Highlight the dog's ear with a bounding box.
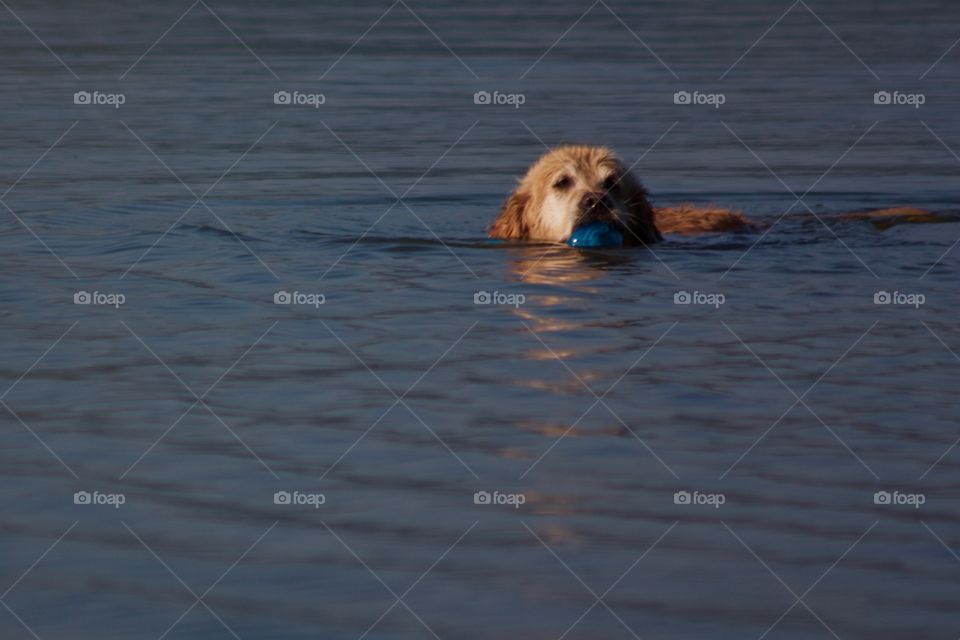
[489,188,530,240]
[619,175,662,245]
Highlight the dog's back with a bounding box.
[655,205,755,234]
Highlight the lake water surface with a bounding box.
[2,1,960,638]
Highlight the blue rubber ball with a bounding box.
[567,222,624,248]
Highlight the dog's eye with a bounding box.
[602,175,619,191]
[553,175,571,190]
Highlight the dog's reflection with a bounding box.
[507,244,635,286]
[501,246,630,334]
[496,245,650,341]
[494,245,641,375]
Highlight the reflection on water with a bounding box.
[508,245,635,286]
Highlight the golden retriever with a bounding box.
[489,145,753,244]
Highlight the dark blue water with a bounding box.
[2,1,960,638]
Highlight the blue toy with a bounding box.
[567,222,624,248]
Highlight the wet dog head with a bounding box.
[489,145,661,245]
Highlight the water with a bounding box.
[2,1,960,638]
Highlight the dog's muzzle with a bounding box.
[578,192,615,223]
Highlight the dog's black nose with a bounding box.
[580,193,600,211]
[580,192,612,222]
